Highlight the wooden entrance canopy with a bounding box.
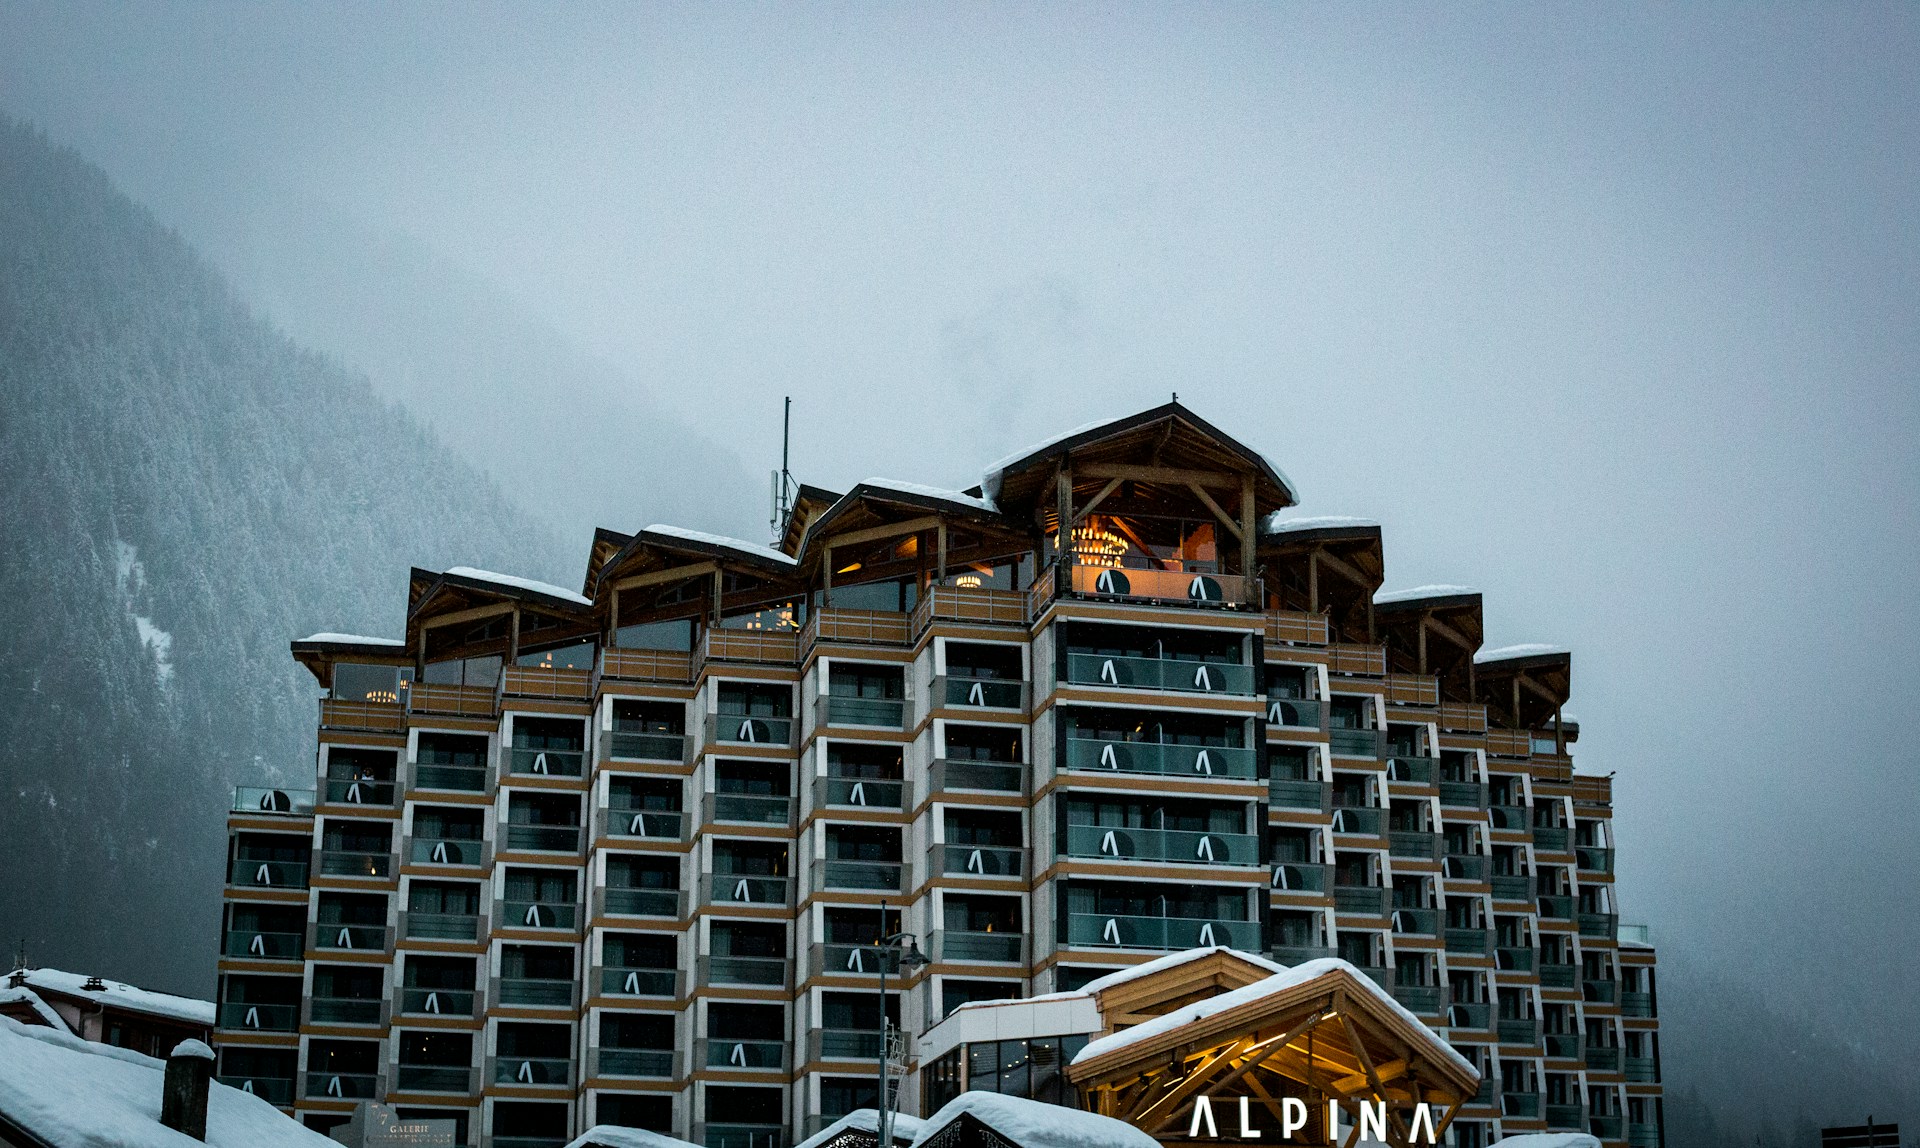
[1068,960,1479,1148]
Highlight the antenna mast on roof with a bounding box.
[770,396,795,541]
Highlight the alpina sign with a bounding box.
[1184,1096,1445,1143]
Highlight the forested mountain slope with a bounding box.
[0,116,566,994]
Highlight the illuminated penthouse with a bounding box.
[211,402,1663,1148]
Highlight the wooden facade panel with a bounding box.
[1328,642,1387,677]
[601,647,694,682]
[1385,672,1440,707]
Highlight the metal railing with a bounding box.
[1063,738,1257,779]
[1064,824,1259,866]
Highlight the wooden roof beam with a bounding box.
[1080,461,1246,490]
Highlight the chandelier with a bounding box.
[1072,523,1128,568]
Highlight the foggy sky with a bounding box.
[4,2,1917,1067]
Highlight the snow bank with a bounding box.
[792,1109,925,1148]
[0,986,69,1032]
[296,632,405,646]
[562,1124,703,1148]
[910,1092,1160,1148]
[1474,643,1570,663]
[1070,958,1477,1079]
[15,969,214,1027]
[1374,584,1479,605]
[857,478,999,515]
[445,566,593,606]
[0,1015,336,1147]
[642,524,798,566]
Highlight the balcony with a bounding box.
[1578,912,1619,939]
[808,606,912,647]
[1545,1103,1587,1130]
[814,774,908,812]
[1621,991,1656,1018]
[589,1048,680,1079]
[1545,1033,1584,1060]
[606,730,691,765]
[1329,806,1383,836]
[306,995,389,1026]
[498,899,579,931]
[319,697,405,734]
[1386,757,1437,785]
[1488,805,1530,832]
[697,955,790,988]
[595,965,682,999]
[233,787,316,816]
[1577,846,1615,873]
[1266,609,1329,645]
[393,1064,478,1093]
[1390,984,1444,1015]
[809,1029,884,1061]
[398,911,482,943]
[302,1072,384,1101]
[929,930,1025,964]
[487,1055,574,1088]
[409,759,490,794]
[1065,562,1256,609]
[217,1075,293,1106]
[697,1038,789,1071]
[1268,778,1331,811]
[1390,907,1438,936]
[1585,1046,1622,1071]
[600,646,694,683]
[1065,824,1259,867]
[1442,854,1488,881]
[812,943,901,978]
[816,693,908,730]
[1266,697,1324,729]
[1490,874,1535,902]
[216,1001,299,1032]
[1067,913,1259,950]
[314,850,393,881]
[1269,863,1329,893]
[1537,895,1575,920]
[935,675,1029,712]
[697,796,791,835]
[706,874,790,908]
[1584,978,1619,1004]
[705,712,796,749]
[596,887,687,919]
[928,758,1026,794]
[226,860,309,894]
[1444,927,1492,955]
[1438,781,1488,808]
[222,930,303,960]
[491,976,579,1008]
[1327,643,1386,676]
[1444,1001,1490,1030]
[1629,1126,1662,1148]
[309,923,393,952]
[1388,831,1440,860]
[1495,946,1536,972]
[1532,826,1571,852]
[408,682,496,718]
[1384,673,1440,707]
[1327,728,1386,759]
[1269,944,1336,965]
[700,627,801,668]
[1625,1055,1658,1082]
[928,842,1027,879]
[596,806,687,843]
[406,837,488,868]
[321,778,397,808]
[1589,1115,1626,1141]
[1333,885,1389,916]
[1065,652,1256,697]
[506,747,585,779]
[396,986,478,1017]
[1438,702,1489,733]
[501,823,584,854]
[1497,1017,1541,1045]
[1063,738,1257,780]
[501,664,592,701]
[911,583,1029,635]
[811,857,908,894]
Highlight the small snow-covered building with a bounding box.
[0,967,213,1059]
[916,948,1479,1148]
[0,1015,333,1147]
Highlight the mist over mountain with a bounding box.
[0,115,566,993]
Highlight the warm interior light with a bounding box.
[953,574,983,589]
[837,562,863,574]
[1072,521,1128,568]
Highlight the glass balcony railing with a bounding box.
[1497,1018,1542,1045]
[1496,946,1536,972]
[1577,846,1615,873]
[596,965,680,998]
[396,987,477,1017]
[1539,964,1578,989]
[493,976,577,1008]
[1066,913,1258,950]
[1629,1125,1662,1148]
[705,791,794,827]
[1490,874,1535,901]
[309,923,391,952]
[322,778,397,807]
[1621,991,1656,1018]
[700,1123,786,1148]
[217,1001,298,1032]
[600,806,685,842]
[1268,778,1330,811]
[811,1029,883,1060]
[232,786,316,816]
[1537,895,1576,920]
[1545,1103,1587,1130]
[1545,1033,1584,1059]
[1265,697,1323,728]
[814,858,906,893]
[815,775,906,810]
[1443,853,1489,881]
[1268,944,1336,966]
[1329,806,1384,835]
[1625,1055,1658,1082]
[1390,907,1439,935]
[307,996,386,1026]
[303,1072,382,1101]
[1533,826,1571,851]
[1583,978,1619,1004]
[1585,1047,1622,1071]
[1065,824,1259,867]
[699,1038,788,1071]
[929,843,1026,878]
[502,824,583,853]
[488,1056,573,1087]
[1444,927,1491,955]
[1066,562,1254,608]
[1333,885,1389,916]
[1444,1001,1490,1030]
[218,1075,293,1106]
[591,1048,678,1078]
[607,730,689,763]
[1327,728,1386,759]
[394,1064,477,1093]
[1065,652,1256,697]
[1489,805,1530,831]
[1590,1114,1626,1141]
[708,712,796,747]
[600,888,685,918]
[1387,831,1439,859]
[1579,912,1619,939]
[707,874,790,907]
[822,695,907,729]
[410,761,489,793]
[222,930,303,959]
[929,930,1024,964]
[407,837,487,867]
[1269,863,1329,893]
[815,943,901,977]
[1390,984,1444,1014]
[500,900,578,931]
[314,850,392,880]
[928,759,1025,794]
[1439,780,1488,808]
[506,747,585,778]
[1063,738,1257,779]
[1386,757,1436,784]
[228,858,309,889]
[698,955,790,988]
[941,676,1027,711]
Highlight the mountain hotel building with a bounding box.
[210,401,1663,1148]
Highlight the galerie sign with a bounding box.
[1186,1096,1445,1144]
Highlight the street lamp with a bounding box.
[874,901,930,1148]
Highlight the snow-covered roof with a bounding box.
[1076,946,1287,995]
[1489,1136,1602,1148]
[1474,643,1570,664]
[444,566,593,607]
[0,1015,337,1147]
[294,632,405,646]
[12,969,214,1027]
[1070,958,1478,1079]
[0,987,68,1033]
[856,478,1000,516]
[1263,513,1379,534]
[1373,584,1479,605]
[909,1092,1160,1148]
[562,1125,702,1148]
[792,1109,925,1148]
[639,524,798,567]
[980,406,1298,506]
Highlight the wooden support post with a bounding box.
[1240,474,1256,576]
[823,545,833,607]
[936,521,948,582]
[711,568,723,625]
[508,608,520,664]
[1417,617,1428,674]
[1555,705,1564,754]
[610,587,621,647]
[1512,679,1522,730]
[1309,550,1320,613]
